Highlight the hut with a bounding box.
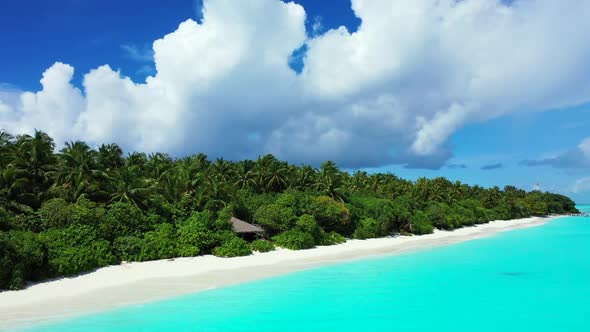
[229,217,265,240]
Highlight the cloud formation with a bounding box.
[121,44,155,63]
[481,163,503,170]
[520,137,590,169]
[447,163,468,169]
[2,0,590,168]
[571,177,590,194]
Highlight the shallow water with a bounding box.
[17,208,590,332]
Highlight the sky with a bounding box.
[1,0,590,202]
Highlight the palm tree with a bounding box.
[211,158,233,183]
[126,152,148,170]
[97,143,124,172]
[265,162,289,192]
[171,156,209,197]
[414,177,431,202]
[448,180,464,204]
[11,130,57,207]
[347,170,368,192]
[429,177,451,203]
[146,153,173,180]
[109,165,154,209]
[0,131,15,168]
[51,141,104,201]
[155,168,186,202]
[191,153,211,172]
[482,186,502,208]
[291,165,317,191]
[467,185,485,200]
[314,161,345,201]
[254,154,289,192]
[430,183,445,203]
[234,160,258,189]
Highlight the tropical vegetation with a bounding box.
[0,130,578,290]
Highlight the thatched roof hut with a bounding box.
[229,217,265,235]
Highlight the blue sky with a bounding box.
[378,106,590,199]
[0,0,359,90]
[1,0,589,202]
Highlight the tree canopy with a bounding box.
[0,130,578,290]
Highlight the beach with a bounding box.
[0,216,558,330]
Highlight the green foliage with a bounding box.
[213,236,252,257]
[113,236,143,262]
[0,129,579,289]
[310,196,352,234]
[353,218,383,239]
[250,239,275,253]
[522,193,550,216]
[168,195,199,222]
[458,199,490,223]
[0,233,17,289]
[320,231,346,245]
[425,203,449,229]
[275,190,312,215]
[70,198,106,227]
[37,198,71,229]
[0,208,13,231]
[231,190,276,222]
[7,231,47,281]
[295,214,323,243]
[100,202,147,241]
[176,211,225,256]
[139,223,177,261]
[273,230,316,250]
[410,211,434,235]
[11,211,43,232]
[254,204,296,235]
[275,191,299,209]
[39,225,115,276]
[0,231,47,289]
[349,196,409,235]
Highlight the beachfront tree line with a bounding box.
[0,130,578,290]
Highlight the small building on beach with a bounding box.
[229,217,265,240]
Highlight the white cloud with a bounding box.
[311,16,323,36]
[578,138,590,156]
[0,84,22,117]
[121,44,154,62]
[572,177,590,194]
[0,102,11,115]
[1,0,590,168]
[1,63,85,145]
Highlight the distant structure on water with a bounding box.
[567,213,590,217]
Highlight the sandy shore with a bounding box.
[0,216,560,330]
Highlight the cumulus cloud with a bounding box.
[0,102,12,116]
[0,83,22,117]
[481,163,503,170]
[520,137,590,169]
[2,0,590,168]
[1,63,85,145]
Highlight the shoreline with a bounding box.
[0,216,561,330]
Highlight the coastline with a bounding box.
[0,216,560,330]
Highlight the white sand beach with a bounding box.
[0,216,560,330]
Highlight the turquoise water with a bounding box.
[17,209,590,332]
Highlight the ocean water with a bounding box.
[17,208,590,332]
